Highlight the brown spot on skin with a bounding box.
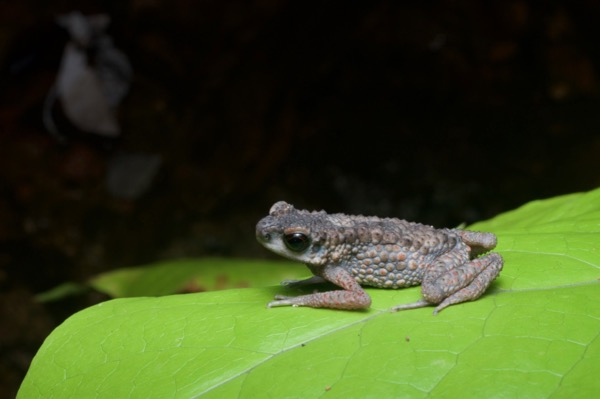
[371,228,383,243]
[344,228,356,242]
[379,269,387,276]
[397,253,406,261]
[380,252,389,262]
[329,234,339,246]
[383,231,397,243]
[357,226,370,242]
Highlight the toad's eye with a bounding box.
[283,232,310,252]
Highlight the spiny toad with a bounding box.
[256,201,503,314]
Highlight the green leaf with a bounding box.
[34,281,89,302]
[36,258,307,301]
[19,188,600,398]
[89,258,307,297]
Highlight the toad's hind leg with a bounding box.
[457,230,497,258]
[392,252,503,314]
[430,252,503,314]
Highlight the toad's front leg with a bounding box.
[268,266,372,310]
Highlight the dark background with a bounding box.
[2,0,600,396]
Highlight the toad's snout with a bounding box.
[255,218,273,244]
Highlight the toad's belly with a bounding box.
[349,257,425,289]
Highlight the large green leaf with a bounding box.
[36,258,308,301]
[18,188,600,398]
[87,258,307,297]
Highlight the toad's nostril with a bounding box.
[255,226,271,242]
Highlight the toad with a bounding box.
[256,201,503,314]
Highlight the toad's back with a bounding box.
[319,214,466,288]
[255,201,468,289]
